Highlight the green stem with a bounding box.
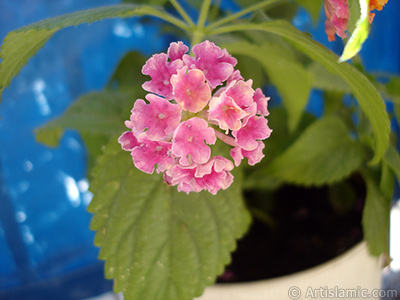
[149,9,191,31]
[207,0,288,31]
[169,0,195,28]
[197,0,212,29]
[207,22,258,36]
[191,30,205,48]
[214,129,237,147]
[208,0,222,23]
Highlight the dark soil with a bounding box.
[218,178,365,283]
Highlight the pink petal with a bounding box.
[253,88,270,116]
[208,93,247,131]
[230,141,265,166]
[227,70,244,85]
[323,0,349,40]
[183,40,236,89]
[118,131,140,151]
[129,94,182,141]
[230,146,244,167]
[142,53,184,99]
[171,67,211,113]
[194,156,234,195]
[225,80,255,108]
[171,117,216,165]
[166,156,234,194]
[233,116,272,151]
[166,165,201,194]
[243,141,265,166]
[131,137,174,174]
[328,0,349,18]
[167,41,189,61]
[219,48,238,66]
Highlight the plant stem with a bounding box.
[197,0,212,29]
[150,9,190,31]
[207,0,288,31]
[169,0,195,28]
[214,129,237,147]
[208,0,222,23]
[191,29,205,48]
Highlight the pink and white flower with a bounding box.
[166,156,234,195]
[171,67,211,113]
[171,117,216,166]
[119,40,272,194]
[183,40,237,89]
[129,94,181,141]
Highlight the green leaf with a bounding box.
[0,4,187,101]
[383,144,400,183]
[347,0,362,34]
[308,62,351,93]
[379,161,395,200]
[294,0,323,24]
[362,170,390,256]
[235,54,265,89]
[328,181,357,214]
[339,0,370,62]
[266,116,366,186]
[88,139,251,300]
[35,90,136,173]
[209,20,390,164]
[107,51,148,92]
[226,42,312,132]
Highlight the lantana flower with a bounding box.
[323,0,389,41]
[119,40,272,195]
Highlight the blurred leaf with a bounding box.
[339,0,370,62]
[227,42,312,132]
[0,4,186,101]
[35,127,64,147]
[267,2,299,21]
[265,116,366,186]
[235,55,266,89]
[383,144,400,184]
[328,181,357,214]
[107,51,148,92]
[323,90,346,115]
[362,169,390,256]
[294,0,323,23]
[210,20,390,164]
[378,76,400,105]
[347,0,361,34]
[379,161,395,200]
[35,91,135,173]
[309,62,351,93]
[88,139,251,300]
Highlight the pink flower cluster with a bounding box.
[323,0,349,41]
[323,0,389,41]
[119,41,272,194]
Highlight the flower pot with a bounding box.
[197,242,381,300]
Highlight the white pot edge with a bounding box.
[196,241,382,300]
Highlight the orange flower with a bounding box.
[369,0,388,11]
